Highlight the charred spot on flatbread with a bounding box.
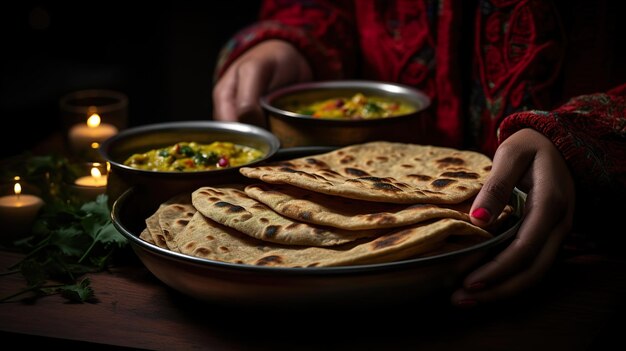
[431,178,456,188]
[345,168,369,177]
[440,171,480,179]
[437,157,466,166]
[370,229,412,250]
[256,255,284,266]
[214,201,246,213]
[305,158,328,168]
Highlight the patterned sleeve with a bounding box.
[213,0,357,82]
[498,83,626,231]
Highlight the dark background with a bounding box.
[0,1,262,159]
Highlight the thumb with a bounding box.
[470,145,531,228]
[470,181,515,228]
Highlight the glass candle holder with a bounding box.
[64,162,109,203]
[60,89,128,160]
[0,177,45,242]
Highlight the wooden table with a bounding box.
[1,245,625,350]
[2,132,625,349]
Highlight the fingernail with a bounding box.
[468,282,485,291]
[471,207,491,222]
[456,299,478,308]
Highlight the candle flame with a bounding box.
[14,182,22,195]
[91,167,102,179]
[87,113,101,128]
[91,142,100,149]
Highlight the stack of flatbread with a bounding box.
[139,141,512,267]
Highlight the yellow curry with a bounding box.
[123,141,264,172]
[285,93,417,119]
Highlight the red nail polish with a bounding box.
[471,208,491,222]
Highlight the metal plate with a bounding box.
[111,146,524,308]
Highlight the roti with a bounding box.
[139,228,155,244]
[158,202,196,252]
[176,211,493,267]
[141,193,192,249]
[239,141,492,204]
[145,209,168,248]
[244,183,473,230]
[191,185,385,247]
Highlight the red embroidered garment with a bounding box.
[214,0,626,233]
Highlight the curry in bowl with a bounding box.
[123,141,265,172]
[98,120,280,207]
[285,93,417,120]
[260,80,432,147]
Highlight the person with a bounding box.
[211,0,626,307]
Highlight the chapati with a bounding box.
[158,202,196,252]
[141,193,192,249]
[191,185,385,246]
[239,141,492,204]
[176,211,493,267]
[244,182,472,230]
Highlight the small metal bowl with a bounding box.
[99,121,280,206]
[260,80,432,148]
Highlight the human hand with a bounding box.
[451,128,575,307]
[212,39,313,126]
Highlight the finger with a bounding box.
[212,69,239,122]
[470,140,534,227]
[234,59,274,125]
[451,217,569,306]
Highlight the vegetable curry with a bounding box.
[285,93,417,119]
[123,141,264,172]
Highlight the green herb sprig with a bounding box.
[0,153,128,303]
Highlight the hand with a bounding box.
[451,128,575,306]
[212,39,313,126]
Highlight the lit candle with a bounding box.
[73,165,108,200]
[0,179,44,239]
[68,113,118,155]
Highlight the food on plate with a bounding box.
[175,211,491,267]
[145,209,168,249]
[157,202,196,252]
[139,228,155,245]
[142,193,191,250]
[283,93,417,119]
[243,183,473,230]
[239,141,492,204]
[123,141,264,172]
[191,185,384,246]
[137,141,513,267]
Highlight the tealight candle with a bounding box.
[0,181,44,239]
[68,113,118,156]
[72,164,108,200]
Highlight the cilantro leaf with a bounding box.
[95,222,127,247]
[58,278,95,303]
